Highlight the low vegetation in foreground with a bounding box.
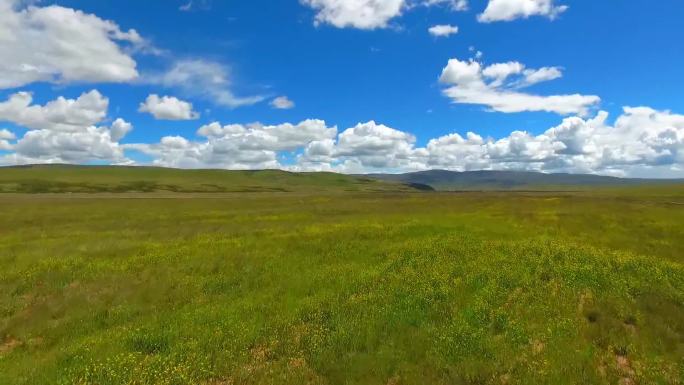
[0,167,683,385]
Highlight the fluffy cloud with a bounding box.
[334,121,420,170]
[424,0,468,11]
[583,107,684,173]
[302,0,405,29]
[2,95,682,176]
[0,128,14,150]
[0,129,16,141]
[0,0,264,114]
[120,106,684,177]
[439,56,600,115]
[0,0,142,89]
[319,109,682,176]
[9,125,131,164]
[428,24,459,37]
[297,139,337,171]
[130,119,338,169]
[423,107,684,176]
[110,118,133,142]
[296,121,423,172]
[148,59,264,108]
[302,0,466,30]
[423,132,489,170]
[0,90,108,132]
[478,0,568,22]
[271,96,296,110]
[197,119,337,151]
[132,119,422,173]
[0,91,132,165]
[139,95,199,120]
[0,0,263,112]
[521,66,563,86]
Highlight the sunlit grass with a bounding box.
[0,190,682,384]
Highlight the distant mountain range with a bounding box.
[363,170,684,191]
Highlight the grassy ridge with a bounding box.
[0,165,415,193]
[0,190,683,384]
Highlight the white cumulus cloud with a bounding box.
[2,92,683,177]
[333,121,420,171]
[119,108,684,177]
[428,24,459,37]
[423,0,468,11]
[478,0,568,23]
[271,96,296,110]
[0,90,109,132]
[139,94,199,120]
[110,118,133,142]
[0,0,143,89]
[129,119,338,169]
[0,90,133,165]
[0,129,16,141]
[439,56,600,115]
[302,0,467,30]
[0,128,14,150]
[423,107,684,176]
[10,125,131,164]
[302,0,405,29]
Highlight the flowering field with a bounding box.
[1,187,683,384]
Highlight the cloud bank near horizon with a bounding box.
[1,89,683,178]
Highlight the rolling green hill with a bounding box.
[0,165,417,193]
[365,169,684,191]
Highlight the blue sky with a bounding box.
[0,0,683,176]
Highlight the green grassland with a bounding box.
[0,165,416,193]
[0,169,683,384]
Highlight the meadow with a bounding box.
[0,171,683,384]
[0,165,413,194]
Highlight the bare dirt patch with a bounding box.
[0,336,22,355]
[616,353,636,385]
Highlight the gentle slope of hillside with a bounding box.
[0,165,417,193]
